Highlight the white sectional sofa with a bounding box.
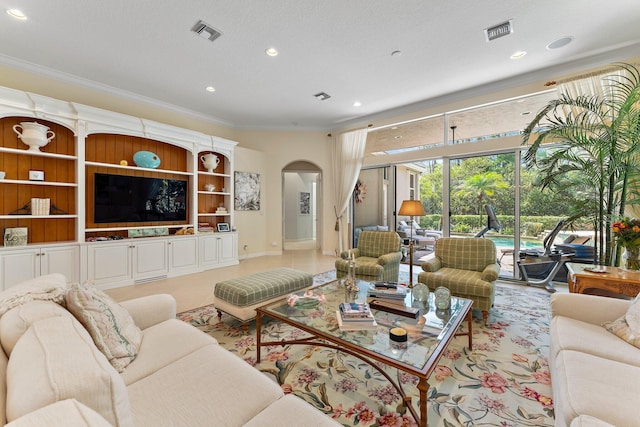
[550,292,640,427]
[0,274,339,427]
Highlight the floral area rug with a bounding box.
[178,270,554,427]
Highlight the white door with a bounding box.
[0,248,39,289]
[168,236,198,273]
[132,239,168,281]
[86,242,132,287]
[41,246,79,283]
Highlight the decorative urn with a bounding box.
[13,122,55,152]
[201,153,220,172]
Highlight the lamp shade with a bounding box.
[398,200,425,217]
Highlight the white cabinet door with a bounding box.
[0,248,39,289]
[198,233,238,268]
[41,246,79,283]
[218,233,237,265]
[86,242,132,287]
[132,239,167,282]
[168,236,198,274]
[199,235,220,267]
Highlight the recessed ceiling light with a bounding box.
[265,47,278,57]
[6,9,27,20]
[353,101,362,107]
[205,86,216,92]
[510,50,527,59]
[547,36,573,50]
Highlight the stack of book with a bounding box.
[336,302,377,331]
[198,222,215,233]
[367,282,408,302]
[30,198,50,216]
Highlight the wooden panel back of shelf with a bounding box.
[0,216,76,245]
[86,134,188,172]
[0,116,76,156]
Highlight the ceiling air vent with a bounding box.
[191,20,222,42]
[313,92,331,101]
[484,20,513,42]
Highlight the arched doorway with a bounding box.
[282,161,322,250]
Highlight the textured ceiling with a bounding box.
[1,0,639,130]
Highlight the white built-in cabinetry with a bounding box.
[0,86,239,290]
[0,245,79,289]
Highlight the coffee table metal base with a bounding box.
[255,309,472,427]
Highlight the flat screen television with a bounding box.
[94,173,188,223]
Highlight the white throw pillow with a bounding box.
[0,273,67,316]
[603,293,640,349]
[65,283,142,372]
[624,292,640,335]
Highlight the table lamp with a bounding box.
[398,199,426,288]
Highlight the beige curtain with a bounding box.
[330,129,368,254]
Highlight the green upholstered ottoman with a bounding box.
[214,267,313,330]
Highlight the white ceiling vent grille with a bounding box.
[484,20,513,42]
[191,20,222,42]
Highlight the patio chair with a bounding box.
[336,230,402,282]
[418,237,499,324]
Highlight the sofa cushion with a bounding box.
[6,316,133,427]
[127,344,283,427]
[6,399,112,427]
[421,268,494,297]
[0,273,67,316]
[244,394,340,427]
[552,315,640,367]
[553,350,640,427]
[120,318,216,385]
[0,300,71,356]
[570,415,617,427]
[65,283,142,372]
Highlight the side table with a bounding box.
[566,262,640,297]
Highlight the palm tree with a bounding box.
[455,171,509,228]
[522,63,640,265]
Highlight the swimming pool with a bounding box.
[486,236,541,249]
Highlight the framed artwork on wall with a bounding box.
[234,171,261,211]
[299,192,310,215]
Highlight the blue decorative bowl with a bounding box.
[133,151,161,169]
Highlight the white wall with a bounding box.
[234,146,268,259]
[283,173,315,240]
[234,129,335,256]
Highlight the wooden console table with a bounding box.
[566,262,640,297]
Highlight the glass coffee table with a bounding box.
[255,279,472,427]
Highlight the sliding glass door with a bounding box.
[449,153,516,277]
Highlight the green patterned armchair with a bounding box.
[336,231,402,282]
[418,237,499,324]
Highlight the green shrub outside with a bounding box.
[418,215,584,237]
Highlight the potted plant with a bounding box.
[522,63,640,266]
